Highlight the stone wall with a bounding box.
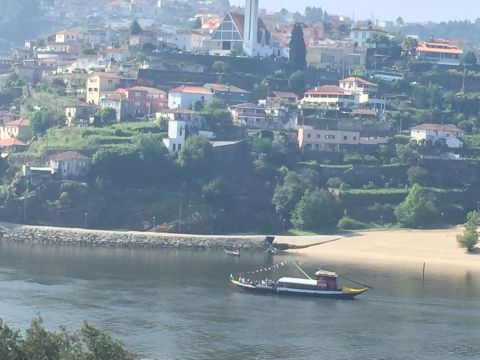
[0,222,268,250]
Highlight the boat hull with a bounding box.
[230,279,367,300]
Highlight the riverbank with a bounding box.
[1,223,476,274]
[285,227,480,274]
[0,222,268,249]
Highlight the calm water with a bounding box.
[0,243,479,359]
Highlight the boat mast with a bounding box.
[293,261,313,280]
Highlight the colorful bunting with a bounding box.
[237,261,289,276]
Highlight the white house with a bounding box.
[339,76,378,94]
[416,41,463,66]
[168,86,213,109]
[298,127,388,152]
[349,25,385,48]
[229,103,272,129]
[163,120,186,152]
[167,30,206,53]
[301,85,366,108]
[48,151,92,178]
[410,124,464,148]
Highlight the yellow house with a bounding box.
[55,29,84,43]
[86,72,121,105]
[0,118,32,141]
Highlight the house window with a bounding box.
[178,144,181,151]
[179,130,182,136]
[306,144,312,149]
[315,144,319,150]
[317,134,321,138]
[172,143,176,151]
[344,136,348,140]
[353,136,357,140]
[307,133,311,138]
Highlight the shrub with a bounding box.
[457,211,479,252]
[337,216,367,230]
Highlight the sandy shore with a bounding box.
[284,227,480,274]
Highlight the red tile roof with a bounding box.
[89,71,120,79]
[49,151,90,161]
[169,85,212,95]
[416,42,463,55]
[0,138,27,147]
[127,86,167,95]
[411,124,462,132]
[305,85,351,96]
[4,118,29,127]
[340,77,378,87]
[271,91,298,100]
[204,83,249,94]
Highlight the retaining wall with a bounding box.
[0,222,268,250]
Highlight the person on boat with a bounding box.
[327,278,337,291]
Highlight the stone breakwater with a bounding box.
[0,223,269,250]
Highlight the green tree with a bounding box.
[192,17,202,29]
[407,166,429,186]
[0,318,137,360]
[130,20,142,35]
[212,61,226,73]
[291,188,339,231]
[288,70,305,96]
[396,143,420,165]
[81,47,97,55]
[464,51,477,66]
[289,23,307,71]
[272,171,308,222]
[394,184,438,227]
[29,109,60,135]
[79,323,136,360]
[178,135,213,177]
[22,318,60,360]
[200,98,232,129]
[95,107,117,125]
[0,319,25,360]
[457,211,479,252]
[304,7,323,22]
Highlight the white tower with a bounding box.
[243,0,259,56]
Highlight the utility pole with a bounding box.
[178,202,182,233]
[84,212,88,228]
[23,180,29,224]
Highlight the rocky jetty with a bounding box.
[0,222,269,250]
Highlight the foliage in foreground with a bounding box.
[0,318,137,360]
[457,211,479,252]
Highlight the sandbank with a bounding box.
[282,227,480,274]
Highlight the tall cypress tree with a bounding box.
[289,23,307,71]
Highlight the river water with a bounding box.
[0,243,479,359]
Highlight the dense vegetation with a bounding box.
[1,120,478,234]
[0,318,137,359]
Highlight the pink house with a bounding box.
[101,86,168,118]
[124,86,168,116]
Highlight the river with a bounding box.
[0,243,479,359]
